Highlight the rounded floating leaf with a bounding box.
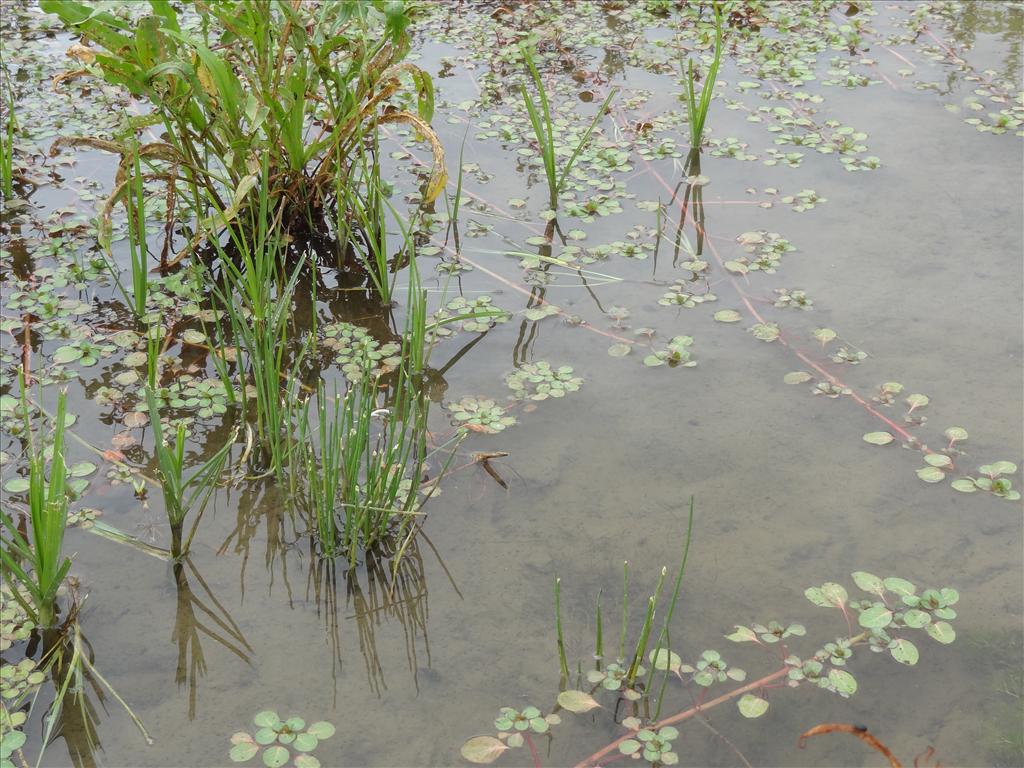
[828,668,857,695]
[883,577,916,596]
[944,427,968,442]
[285,717,306,732]
[924,453,952,468]
[256,712,284,729]
[916,466,945,483]
[293,733,318,753]
[229,743,259,763]
[991,460,1018,475]
[737,694,769,718]
[723,260,748,275]
[506,733,524,748]
[905,394,929,409]
[69,461,97,477]
[902,609,931,628]
[950,478,977,493]
[619,740,642,756]
[306,722,335,740]
[889,638,919,665]
[52,346,83,364]
[461,736,509,764]
[557,690,601,713]
[851,571,884,594]
[607,343,631,357]
[713,309,743,323]
[813,328,837,344]
[926,621,956,644]
[3,478,29,493]
[649,649,682,671]
[294,755,321,768]
[783,371,812,385]
[862,432,894,446]
[725,625,758,642]
[858,605,893,629]
[230,733,255,746]
[262,746,289,768]
[254,728,278,746]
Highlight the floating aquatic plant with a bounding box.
[229,711,335,768]
[506,362,583,401]
[447,397,516,434]
[951,462,1020,500]
[643,336,697,368]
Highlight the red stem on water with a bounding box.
[619,119,929,449]
[525,732,542,768]
[573,667,790,768]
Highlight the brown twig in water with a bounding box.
[474,451,510,489]
[798,723,901,768]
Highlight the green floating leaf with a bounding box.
[889,638,919,665]
[883,577,916,596]
[69,461,97,477]
[924,454,952,468]
[950,479,974,495]
[828,668,857,695]
[805,582,848,608]
[783,371,812,385]
[254,728,278,746]
[253,711,281,729]
[3,478,29,493]
[724,625,758,642]
[858,605,893,628]
[648,649,682,671]
[294,755,320,768]
[813,328,837,344]
[944,427,968,443]
[306,722,335,740]
[713,309,743,323]
[262,746,289,768]
[557,690,601,713]
[902,609,931,628]
[619,740,642,756]
[229,743,259,763]
[862,432,894,446]
[916,466,946,483]
[608,343,631,357]
[926,621,956,644]
[749,322,780,342]
[905,393,929,410]
[737,694,769,718]
[851,571,884,594]
[461,736,509,764]
[293,733,318,753]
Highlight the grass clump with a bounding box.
[0,377,72,628]
[41,0,446,264]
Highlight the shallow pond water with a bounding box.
[1,2,1022,767]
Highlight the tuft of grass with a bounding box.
[0,375,72,628]
[0,68,14,201]
[40,0,446,264]
[519,42,617,210]
[684,3,724,149]
[144,327,233,561]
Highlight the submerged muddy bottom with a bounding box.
[1,2,1022,767]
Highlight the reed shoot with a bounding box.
[0,378,72,628]
[684,2,724,149]
[145,327,233,560]
[520,43,618,210]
